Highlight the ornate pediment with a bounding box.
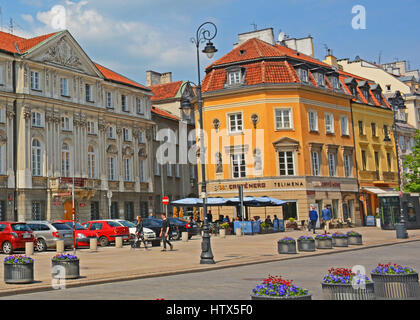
[43,36,83,70]
[107,144,118,154]
[272,137,300,150]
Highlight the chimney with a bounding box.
[283,36,314,58]
[146,70,173,86]
[236,28,275,47]
[323,54,342,70]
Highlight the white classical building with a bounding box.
[0,30,155,222]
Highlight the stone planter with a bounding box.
[277,241,297,254]
[52,259,80,279]
[322,282,376,300]
[297,239,316,252]
[371,273,420,300]
[332,236,348,247]
[4,262,34,284]
[348,235,363,245]
[219,229,226,238]
[251,293,312,300]
[315,238,333,249]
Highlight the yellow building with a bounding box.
[198,34,361,225]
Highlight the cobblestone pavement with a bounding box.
[3,241,420,300]
[0,227,419,297]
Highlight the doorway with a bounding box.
[64,200,73,220]
[283,201,297,220]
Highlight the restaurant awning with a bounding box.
[361,187,399,197]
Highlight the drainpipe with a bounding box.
[12,60,17,221]
[349,101,362,226]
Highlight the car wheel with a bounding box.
[36,238,47,252]
[99,236,109,247]
[2,241,13,254]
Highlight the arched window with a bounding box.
[61,143,70,177]
[88,146,96,178]
[32,139,42,176]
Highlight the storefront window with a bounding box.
[380,196,400,229]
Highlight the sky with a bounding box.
[1,0,419,86]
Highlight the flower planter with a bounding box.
[332,236,348,247]
[371,273,420,300]
[52,259,80,279]
[251,293,312,300]
[4,262,34,284]
[321,282,375,300]
[219,229,226,238]
[315,238,333,249]
[277,241,297,254]
[297,239,315,252]
[348,234,363,245]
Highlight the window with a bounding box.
[228,113,243,134]
[136,98,144,114]
[88,146,96,178]
[107,126,115,139]
[330,76,339,89]
[358,121,364,135]
[106,92,113,109]
[275,109,292,129]
[0,201,5,221]
[374,151,380,171]
[317,73,325,86]
[32,139,42,176]
[167,163,173,177]
[344,154,352,177]
[88,121,96,135]
[308,111,318,132]
[361,150,367,171]
[311,151,320,176]
[375,92,382,103]
[61,143,70,177]
[386,85,391,92]
[123,128,131,141]
[60,78,69,96]
[108,157,116,181]
[61,116,71,131]
[300,69,308,83]
[31,201,43,220]
[371,123,377,137]
[121,95,128,112]
[278,151,294,176]
[351,86,357,97]
[30,71,40,90]
[85,84,92,102]
[387,153,392,172]
[340,116,349,136]
[0,108,4,123]
[328,153,336,177]
[383,125,389,138]
[124,158,132,181]
[110,203,118,219]
[139,159,146,182]
[231,153,246,178]
[325,113,334,133]
[228,71,241,85]
[138,131,145,143]
[0,66,3,85]
[31,112,43,127]
[90,202,99,220]
[363,89,370,102]
[0,145,3,174]
[124,202,134,221]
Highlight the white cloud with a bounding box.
[21,14,34,24]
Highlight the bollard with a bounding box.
[56,240,65,253]
[115,236,123,248]
[90,238,98,252]
[236,228,242,237]
[219,229,226,238]
[25,242,34,256]
[182,232,188,242]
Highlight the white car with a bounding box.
[111,219,156,241]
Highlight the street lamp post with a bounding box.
[387,91,408,239]
[180,22,218,264]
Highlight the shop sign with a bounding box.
[59,177,85,187]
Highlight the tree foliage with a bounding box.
[403,130,420,192]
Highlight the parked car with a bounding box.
[0,222,36,254]
[144,218,199,240]
[111,219,156,242]
[82,220,130,247]
[54,220,97,248]
[26,221,73,252]
[142,218,163,239]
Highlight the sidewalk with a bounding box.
[0,227,419,297]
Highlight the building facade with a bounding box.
[0,30,155,222]
[198,29,361,225]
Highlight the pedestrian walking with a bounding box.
[321,205,332,234]
[148,212,154,219]
[159,212,173,251]
[309,206,318,234]
[133,216,148,250]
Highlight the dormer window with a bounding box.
[299,69,309,83]
[363,89,370,102]
[330,76,339,89]
[228,70,241,85]
[316,73,325,86]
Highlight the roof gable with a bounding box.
[150,81,183,100]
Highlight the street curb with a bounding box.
[0,237,419,297]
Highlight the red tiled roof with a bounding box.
[151,106,179,120]
[150,81,182,101]
[95,63,149,91]
[0,31,57,54]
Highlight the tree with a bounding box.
[403,130,420,192]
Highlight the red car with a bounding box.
[0,222,36,254]
[54,220,97,248]
[82,220,130,247]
